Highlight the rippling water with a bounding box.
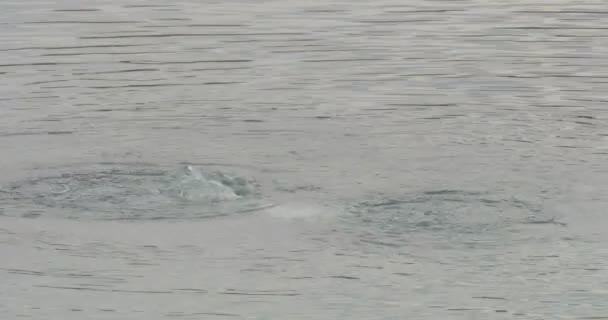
[1,0,607,319]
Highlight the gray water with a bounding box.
[1,0,607,319]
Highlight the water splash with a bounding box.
[0,163,271,221]
[161,165,258,202]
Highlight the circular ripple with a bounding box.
[349,190,551,235]
[0,163,274,220]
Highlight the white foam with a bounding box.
[264,202,341,220]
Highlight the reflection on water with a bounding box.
[1,0,607,319]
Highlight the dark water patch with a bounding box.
[173,288,208,294]
[114,288,173,294]
[221,39,262,43]
[0,131,72,137]
[498,26,608,31]
[393,272,412,276]
[266,43,325,49]
[301,58,386,63]
[187,67,249,71]
[473,296,507,300]
[503,139,534,144]
[271,48,364,54]
[0,132,44,137]
[387,103,457,107]
[35,285,108,292]
[85,82,240,90]
[0,62,78,67]
[535,104,583,109]
[155,18,191,21]
[515,10,608,14]
[4,268,45,276]
[447,308,480,311]
[522,218,567,226]
[385,9,464,13]
[202,81,242,85]
[41,85,77,89]
[25,80,69,85]
[40,51,168,57]
[257,87,299,91]
[190,312,240,317]
[26,20,141,24]
[53,9,100,12]
[220,289,300,296]
[98,30,153,34]
[80,32,308,39]
[359,238,400,248]
[127,261,158,266]
[300,9,346,13]
[120,59,251,64]
[349,264,383,270]
[87,83,183,89]
[329,275,360,280]
[362,108,399,112]
[73,68,159,75]
[122,4,177,8]
[423,190,482,196]
[0,228,15,235]
[22,211,42,218]
[358,19,438,24]
[179,24,246,28]
[2,44,147,51]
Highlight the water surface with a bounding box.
[1,0,607,319]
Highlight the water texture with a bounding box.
[1,0,607,319]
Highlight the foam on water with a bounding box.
[264,202,343,220]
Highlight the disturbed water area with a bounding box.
[1,0,608,319]
[2,161,605,320]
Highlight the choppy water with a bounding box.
[1,0,607,319]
